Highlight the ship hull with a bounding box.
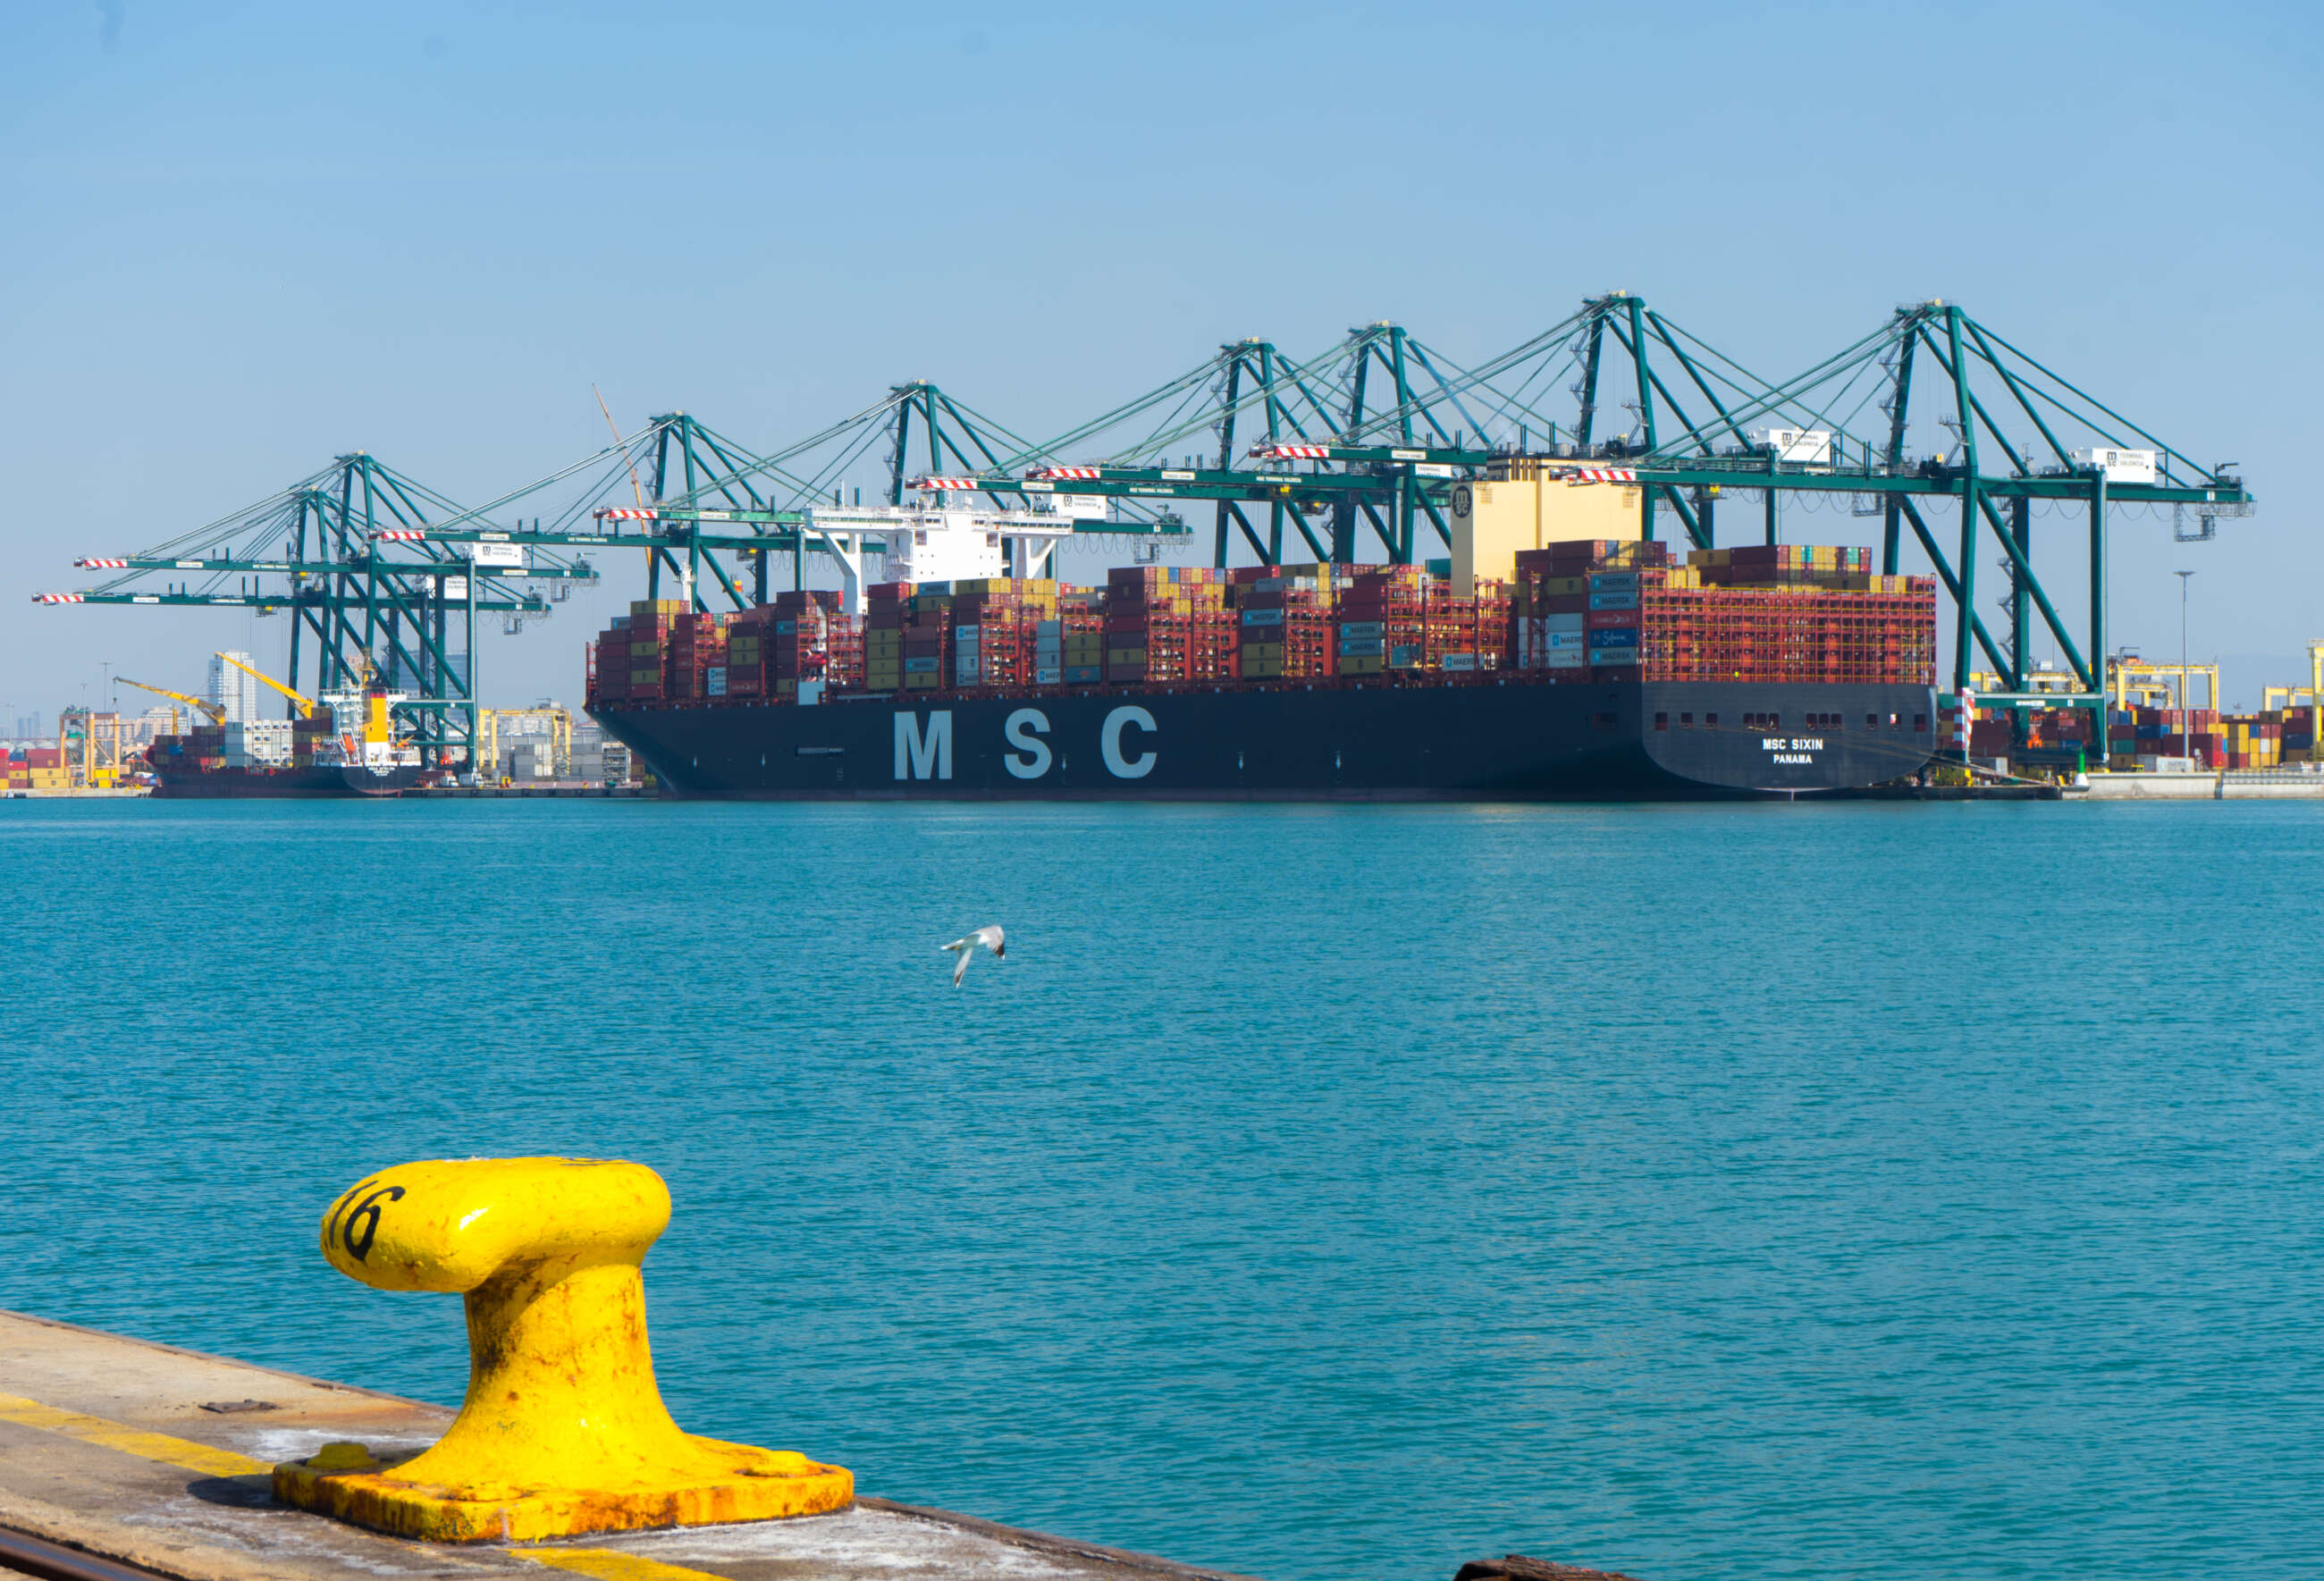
[593,679,1937,801]
[151,763,421,799]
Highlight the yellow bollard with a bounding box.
[272,1157,852,1542]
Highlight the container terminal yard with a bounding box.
[21,293,2289,801]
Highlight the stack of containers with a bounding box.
[955,592,1021,689]
[954,579,1060,689]
[1631,549,1933,686]
[1423,577,1478,672]
[626,600,686,702]
[1060,588,1106,683]
[1236,567,1335,681]
[1453,578,1513,673]
[1,751,24,792]
[1107,567,1190,684]
[2224,714,2284,769]
[903,586,952,693]
[1691,544,1880,588]
[1031,608,1064,684]
[2284,707,2318,763]
[2121,704,2221,766]
[1586,566,1646,681]
[824,604,863,690]
[722,611,766,700]
[768,589,850,700]
[1339,567,1424,677]
[291,706,335,763]
[667,611,725,702]
[1184,570,1236,681]
[23,746,68,789]
[864,583,914,692]
[1513,542,1669,677]
[590,616,629,704]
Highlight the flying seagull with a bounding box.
[940,926,1006,987]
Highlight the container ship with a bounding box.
[147,683,424,798]
[586,509,1940,801]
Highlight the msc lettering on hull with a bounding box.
[894,706,1160,783]
[1003,709,1051,779]
[895,711,953,779]
[1101,706,1156,778]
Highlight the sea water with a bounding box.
[3,798,2318,1580]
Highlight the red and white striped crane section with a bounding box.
[1562,468,1637,484]
[595,508,661,520]
[373,529,428,541]
[1251,444,1335,460]
[36,593,85,604]
[912,467,1100,490]
[75,558,129,568]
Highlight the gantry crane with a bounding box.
[39,294,2252,761]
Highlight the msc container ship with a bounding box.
[585,484,1940,802]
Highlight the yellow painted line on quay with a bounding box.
[514,1548,736,1581]
[0,1392,272,1478]
[0,1392,737,1581]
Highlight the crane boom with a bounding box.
[116,676,224,725]
[214,652,317,719]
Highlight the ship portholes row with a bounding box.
[894,707,1155,781]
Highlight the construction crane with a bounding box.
[114,676,224,727]
[215,652,317,719]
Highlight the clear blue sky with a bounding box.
[4,0,2318,719]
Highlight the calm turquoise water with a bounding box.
[4,798,2320,1580]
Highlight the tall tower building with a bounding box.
[208,652,264,723]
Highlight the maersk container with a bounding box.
[1589,592,1639,611]
[1340,636,1385,656]
[1339,621,1386,640]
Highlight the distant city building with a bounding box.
[208,652,264,723]
[11,713,40,741]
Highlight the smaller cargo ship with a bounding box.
[140,659,424,798]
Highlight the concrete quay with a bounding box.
[0,1309,1259,1581]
